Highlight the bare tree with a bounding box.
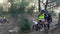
[38,0,41,12]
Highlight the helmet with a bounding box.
[40,10,45,14]
[41,10,46,12]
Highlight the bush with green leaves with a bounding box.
[9,0,35,34]
[18,15,31,34]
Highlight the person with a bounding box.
[38,10,45,23]
[45,11,52,31]
[37,10,46,31]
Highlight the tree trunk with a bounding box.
[38,0,41,12]
[45,0,48,11]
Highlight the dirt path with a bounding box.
[28,29,60,34]
[0,15,17,34]
[28,31,40,34]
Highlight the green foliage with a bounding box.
[9,0,35,34]
[0,11,8,17]
[18,1,29,14]
[18,15,31,34]
[10,5,19,20]
[27,6,35,15]
[50,11,56,16]
[56,0,60,7]
[11,7,18,16]
[10,0,35,16]
[2,11,8,15]
[20,19,31,33]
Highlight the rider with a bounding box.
[37,10,46,31]
[38,10,46,24]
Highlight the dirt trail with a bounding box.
[28,29,60,34]
[0,15,16,34]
